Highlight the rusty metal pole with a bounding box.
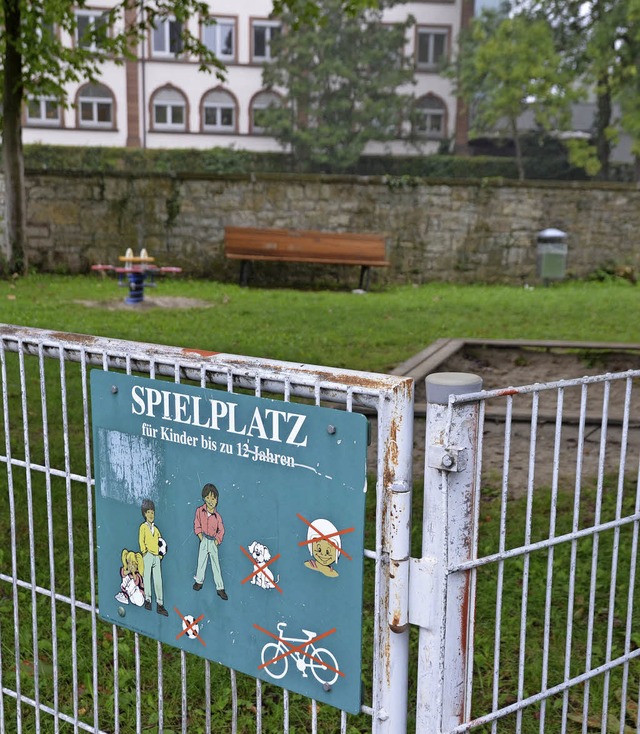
[373,379,414,733]
[415,372,483,733]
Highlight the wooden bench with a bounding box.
[224,226,389,290]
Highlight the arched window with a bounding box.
[202,89,236,132]
[250,91,281,135]
[77,83,114,128]
[152,87,187,131]
[414,94,446,139]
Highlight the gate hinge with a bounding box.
[427,445,467,472]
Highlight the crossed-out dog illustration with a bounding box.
[248,540,279,589]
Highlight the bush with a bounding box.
[13,143,631,182]
[20,144,288,176]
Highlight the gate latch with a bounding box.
[427,446,467,472]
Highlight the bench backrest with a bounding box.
[224,227,389,266]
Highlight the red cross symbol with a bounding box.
[297,514,355,561]
[173,607,206,647]
[239,545,283,593]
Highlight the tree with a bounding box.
[448,8,576,180]
[260,0,416,172]
[516,0,640,180]
[603,0,640,179]
[1,0,378,274]
[1,0,227,273]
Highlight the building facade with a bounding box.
[22,0,472,155]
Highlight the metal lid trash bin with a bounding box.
[537,228,567,283]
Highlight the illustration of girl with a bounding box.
[303,518,341,578]
[115,549,145,606]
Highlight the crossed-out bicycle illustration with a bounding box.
[257,621,341,686]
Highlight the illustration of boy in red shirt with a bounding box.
[193,483,228,600]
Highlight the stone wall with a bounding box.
[2,170,640,285]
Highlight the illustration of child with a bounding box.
[193,483,228,600]
[139,498,168,616]
[303,518,341,578]
[115,549,145,607]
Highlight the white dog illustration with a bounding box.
[248,541,279,589]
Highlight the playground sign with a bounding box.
[91,371,368,713]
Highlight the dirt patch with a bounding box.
[386,344,640,497]
[433,345,640,393]
[75,296,215,311]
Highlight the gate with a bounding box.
[0,324,413,733]
[2,324,639,733]
[417,369,640,732]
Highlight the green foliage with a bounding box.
[520,0,640,179]
[261,0,416,172]
[564,138,602,177]
[610,2,640,161]
[448,9,578,180]
[15,143,602,180]
[20,144,265,175]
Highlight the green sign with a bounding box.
[91,371,368,713]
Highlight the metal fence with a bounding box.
[0,324,413,733]
[418,369,640,733]
[2,324,639,733]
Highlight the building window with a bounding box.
[202,89,236,132]
[39,22,56,42]
[153,87,187,130]
[152,17,183,57]
[75,9,108,51]
[250,91,281,134]
[251,21,281,62]
[414,94,446,138]
[26,97,62,126]
[77,84,114,127]
[416,27,449,70]
[203,18,236,62]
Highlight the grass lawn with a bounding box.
[0,275,638,732]
[0,275,638,373]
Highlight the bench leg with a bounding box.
[359,266,371,291]
[239,260,252,287]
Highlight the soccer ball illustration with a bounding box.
[182,615,199,639]
[158,537,167,557]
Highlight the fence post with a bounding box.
[415,372,482,733]
[373,380,414,733]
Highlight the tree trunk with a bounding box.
[511,118,525,180]
[594,76,612,181]
[2,0,28,273]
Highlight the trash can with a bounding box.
[536,228,567,282]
